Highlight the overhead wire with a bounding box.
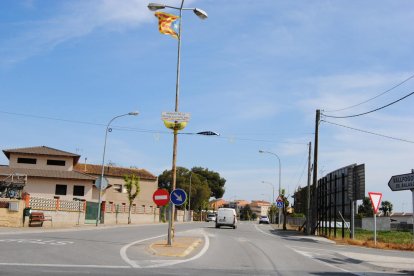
[321,120,414,144]
[321,91,414,119]
[294,151,309,192]
[0,110,309,145]
[324,73,414,113]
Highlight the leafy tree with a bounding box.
[268,205,277,224]
[240,205,253,220]
[157,167,211,212]
[280,189,290,230]
[191,167,226,199]
[123,174,140,224]
[358,197,373,217]
[379,200,393,216]
[251,212,257,220]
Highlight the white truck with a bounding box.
[215,208,237,229]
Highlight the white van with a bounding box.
[215,208,237,229]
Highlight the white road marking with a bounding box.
[0,263,129,269]
[119,229,210,269]
[119,234,166,268]
[0,239,74,246]
[253,224,364,276]
[292,248,364,276]
[144,231,210,268]
[254,224,277,238]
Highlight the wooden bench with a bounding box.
[29,212,53,227]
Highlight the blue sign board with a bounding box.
[170,188,187,206]
[276,201,284,209]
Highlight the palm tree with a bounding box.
[380,201,393,216]
[123,174,140,224]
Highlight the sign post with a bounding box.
[276,196,283,229]
[368,192,382,246]
[388,171,414,241]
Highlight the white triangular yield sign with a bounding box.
[368,192,383,214]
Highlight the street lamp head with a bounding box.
[259,150,264,153]
[193,8,208,19]
[148,3,166,11]
[128,111,139,116]
[196,131,219,136]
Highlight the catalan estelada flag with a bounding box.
[154,12,180,39]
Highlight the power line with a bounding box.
[294,152,309,191]
[322,91,414,119]
[324,73,414,113]
[0,110,309,145]
[321,120,414,144]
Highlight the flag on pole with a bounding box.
[154,12,180,39]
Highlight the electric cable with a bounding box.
[321,120,414,144]
[0,110,309,145]
[321,91,414,119]
[324,73,414,113]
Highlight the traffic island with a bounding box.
[148,237,202,257]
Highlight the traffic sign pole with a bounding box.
[388,172,414,241]
[412,189,414,241]
[368,192,382,246]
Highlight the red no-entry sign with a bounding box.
[152,189,170,206]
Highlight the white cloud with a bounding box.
[1,0,153,65]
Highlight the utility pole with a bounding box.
[306,141,312,235]
[311,109,320,234]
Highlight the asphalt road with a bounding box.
[0,222,413,275]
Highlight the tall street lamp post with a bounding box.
[96,112,139,227]
[259,150,282,228]
[148,1,207,246]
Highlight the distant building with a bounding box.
[223,199,249,215]
[250,200,271,217]
[74,163,158,211]
[209,198,227,210]
[0,146,96,201]
[390,212,414,231]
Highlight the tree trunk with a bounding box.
[283,207,287,230]
[128,205,132,224]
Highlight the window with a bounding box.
[17,158,37,164]
[113,184,123,193]
[73,185,85,196]
[47,159,66,166]
[55,184,67,195]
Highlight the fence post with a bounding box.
[55,197,60,211]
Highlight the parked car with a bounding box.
[259,215,270,224]
[206,213,216,222]
[215,208,237,229]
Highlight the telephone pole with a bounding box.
[311,109,320,234]
[306,141,312,235]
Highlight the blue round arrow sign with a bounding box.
[170,188,187,206]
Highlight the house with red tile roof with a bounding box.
[0,146,96,201]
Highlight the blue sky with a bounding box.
[1,0,414,212]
